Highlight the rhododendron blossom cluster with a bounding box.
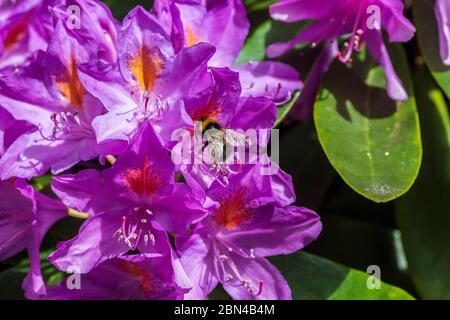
[0,0,319,300]
[1,0,449,302]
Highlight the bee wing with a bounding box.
[207,140,225,162]
[224,129,248,147]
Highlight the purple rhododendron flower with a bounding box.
[50,0,119,63]
[436,0,450,65]
[153,0,303,105]
[173,66,276,190]
[268,0,416,101]
[177,163,322,300]
[0,8,123,180]
[0,0,118,70]
[153,0,249,67]
[49,122,206,274]
[45,254,191,300]
[79,6,215,146]
[0,178,66,298]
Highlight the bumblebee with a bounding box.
[200,117,249,164]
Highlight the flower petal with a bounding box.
[177,233,219,300]
[223,205,322,257]
[436,0,450,65]
[48,211,130,274]
[366,30,408,101]
[223,256,291,300]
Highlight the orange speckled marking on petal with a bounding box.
[188,95,222,122]
[4,14,30,50]
[128,47,164,93]
[115,260,155,295]
[57,56,85,111]
[184,26,201,47]
[214,188,251,230]
[123,157,162,196]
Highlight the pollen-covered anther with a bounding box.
[337,26,366,64]
[225,274,234,282]
[128,93,169,127]
[113,208,155,249]
[219,255,228,261]
[143,232,155,246]
[241,279,264,296]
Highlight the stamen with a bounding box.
[225,274,234,282]
[212,241,263,296]
[37,111,92,142]
[255,281,264,296]
[148,232,156,245]
[142,91,150,113]
[337,5,366,64]
[114,208,156,249]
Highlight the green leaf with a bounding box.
[243,0,276,12]
[396,65,450,299]
[314,46,422,203]
[236,20,272,64]
[103,0,151,20]
[413,0,450,99]
[236,20,306,65]
[31,174,52,191]
[271,252,415,300]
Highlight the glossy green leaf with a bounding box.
[237,20,304,64]
[314,46,422,203]
[396,65,450,299]
[413,0,450,99]
[103,0,150,19]
[236,20,272,64]
[271,251,415,300]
